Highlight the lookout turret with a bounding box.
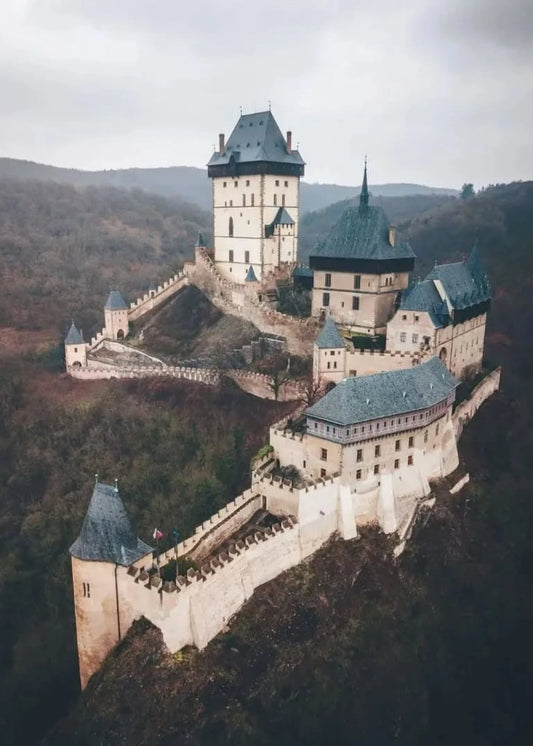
[104,290,129,340]
[70,479,153,688]
[64,321,87,369]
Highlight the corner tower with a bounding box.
[70,480,153,688]
[64,322,87,369]
[104,290,129,340]
[207,110,305,283]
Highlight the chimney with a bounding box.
[389,225,396,247]
[219,133,225,153]
[286,130,292,154]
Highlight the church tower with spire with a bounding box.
[309,162,415,335]
[207,110,305,283]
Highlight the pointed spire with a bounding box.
[360,156,369,208]
[195,232,206,248]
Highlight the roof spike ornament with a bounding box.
[94,473,99,484]
[114,478,118,493]
[360,157,369,208]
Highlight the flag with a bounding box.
[153,528,163,540]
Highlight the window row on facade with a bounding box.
[322,292,360,310]
[228,249,251,264]
[222,179,290,188]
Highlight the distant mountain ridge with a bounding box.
[0,157,458,214]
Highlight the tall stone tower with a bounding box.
[70,480,153,688]
[104,290,129,340]
[309,163,415,335]
[207,110,305,283]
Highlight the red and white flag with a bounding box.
[153,528,163,540]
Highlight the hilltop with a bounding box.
[0,157,457,214]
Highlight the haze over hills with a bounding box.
[0,157,458,214]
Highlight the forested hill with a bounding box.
[0,157,457,213]
[0,179,211,336]
[46,180,533,746]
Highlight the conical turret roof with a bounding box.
[316,318,345,349]
[65,322,84,345]
[105,290,128,311]
[70,482,153,566]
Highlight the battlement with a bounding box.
[127,516,298,594]
[128,272,189,321]
[67,364,219,384]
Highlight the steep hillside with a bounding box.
[0,157,457,214]
[0,364,294,746]
[45,181,533,746]
[0,179,211,335]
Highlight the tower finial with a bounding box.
[360,157,369,208]
[114,478,118,493]
[94,472,99,484]
[268,99,271,111]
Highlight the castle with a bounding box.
[68,110,500,689]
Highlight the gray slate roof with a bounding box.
[311,202,415,262]
[207,111,304,168]
[195,232,206,247]
[306,357,458,426]
[105,290,128,311]
[315,318,346,349]
[244,265,258,282]
[269,207,295,226]
[426,252,491,310]
[400,280,450,327]
[65,322,84,345]
[70,482,153,566]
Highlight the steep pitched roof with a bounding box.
[105,290,128,311]
[315,318,346,349]
[311,203,415,263]
[426,252,491,310]
[207,111,305,168]
[399,280,450,327]
[306,357,458,426]
[195,232,206,248]
[65,322,84,345]
[244,265,258,282]
[70,482,153,566]
[269,207,295,226]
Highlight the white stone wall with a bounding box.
[65,342,87,368]
[312,270,409,333]
[104,308,129,340]
[386,309,436,354]
[213,173,299,282]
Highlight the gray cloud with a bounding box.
[0,0,531,188]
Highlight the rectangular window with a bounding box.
[400,332,407,343]
[412,334,418,343]
[273,194,277,206]
[282,194,286,206]
[375,445,380,457]
[244,250,250,264]
[394,459,400,469]
[303,460,306,469]
[275,179,280,186]
[242,194,246,206]
[424,430,428,443]
[284,180,288,187]
[414,315,419,322]
[251,193,255,206]
[320,468,326,478]
[246,179,250,186]
[402,314,407,320]
[333,361,337,369]
[327,361,331,369]
[229,250,234,262]
[349,370,357,377]
[82,582,91,598]
[323,292,330,307]
[223,181,227,187]
[395,439,401,451]
[320,448,327,461]
[436,423,440,435]
[234,181,238,187]
[352,296,360,310]
[356,449,363,462]
[354,275,361,289]
[374,464,380,475]
[356,469,362,480]
[408,436,414,447]
[408,455,413,465]
[325,273,332,287]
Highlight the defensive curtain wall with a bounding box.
[453,366,502,438]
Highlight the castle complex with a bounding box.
[67,110,500,689]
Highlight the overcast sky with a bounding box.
[1,0,531,188]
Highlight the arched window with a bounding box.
[229,217,234,237]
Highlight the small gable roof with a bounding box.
[105,290,128,311]
[207,111,305,168]
[316,318,345,349]
[70,482,153,566]
[399,281,450,327]
[65,322,84,345]
[426,253,490,310]
[306,357,458,426]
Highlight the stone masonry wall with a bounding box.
[453,367,501,438]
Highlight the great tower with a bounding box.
[207,110,305,283]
